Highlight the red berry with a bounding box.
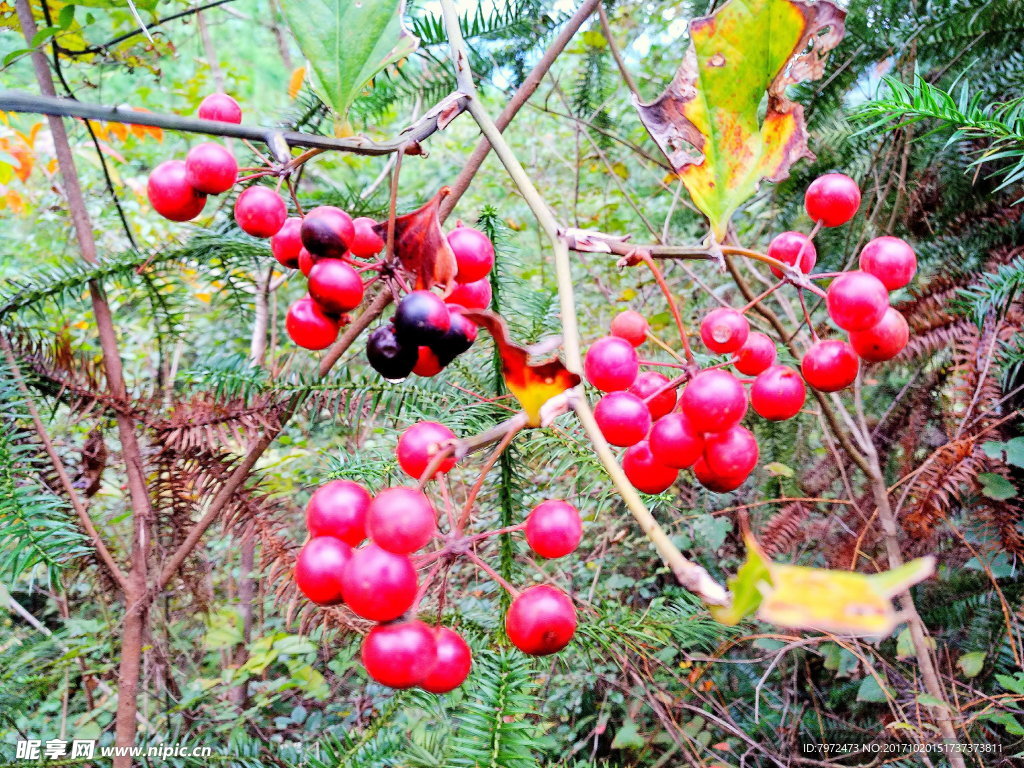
[610,310,649,347]
[628,371,677,420]
[184,142,237,195]
[849,307,909,362]
[505,585,576,656]
[308,259,364,314]
[525,500,583,559]
[584,336,639,392]
[395,290,451,345]
[298,247,316,277]
[397,421,457,479]
[286,296,339,350]
[361,620,437,689]
[649,412,704,469]
[826,271,890,331]
[350,217,385,258]
[446,278,492,309]
[859,236,916,291]
[367,487,437,554]
[703,425,759,478]
[295,536,351,606]
[680,370,747,433]
[448,224,495,283]
[306,480,371,546]
[271,217,303,269]
[594,391,651,447]
[420,627,472,694]
[413,346,444,377]
[197,93,242,123]
[700,308,750,354]
[801,339,859,392]
[768,231,817,277]
[693,456,748,493]
[733,331,777,376]
[234,186,286,238]
[750,365,806,420]
[805,173,861,227]
[341,543,417,621]
[147,160,207,222]
[301,206,354,258]
[622,440,678,493]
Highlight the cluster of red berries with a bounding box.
[366,224,494,380]
[586,173,917,494]
[294,420,582,691]
[146,94,243,222]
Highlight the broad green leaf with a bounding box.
[982,440,1007,459]
[279,0,419,132]
[979,473,1016,500]
[1006,436,1024,467]
[610,719,645,750]
[916,693,949,710]
[856,674,891,703]
[763,461,794,477]
[710,533,772,625]
[957,651,986,678]
[634,0,845,239]
[203,608,242,650]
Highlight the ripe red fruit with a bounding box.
[413,346,444,377]
[859,236,917,291]
[594,391,651,447]
[628,371,677,420]
[733,331,777,376]
[649,412,704,468]
[805,173,861,227]
[446,278,492,309]
[420,627,472,694]
[700,308,750,354]
[301,206,354,258]
[397,421,457,479]
[197,93,242,123]
[367,324,417,380]
[680,370,747,433]
[448,224,495,283]
[768,231,817,278]
[801,339,859,392]
[294,536,351,606]
[298,247,316,277]
[147,160,207,222]
[234,186,287,238]
[505,585,577,656]
[184,142,237,195]
[341,544,417,621]
[826,271,890,331]
[703,425,759,478]
[750,365,806,420]
[367,487,437,554]
[525,500,583,559]
[286,296,339,350]
[349,217,385,258]
[610,310,649,347]
[622,441,679,493]
[395,290,451,345]
[584,336,640,392]
[849,307,909,362]
[693,456,748,493]
[308,259,364,314]
[306,480,371,546]
[361,620,437,689]
[271,217,303,269]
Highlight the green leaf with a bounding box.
[957,651,986,678]
[611,719,645,750]
[633,0,846,238]
[3,49,34,67]
[710,534,772,625]
[982,440,1007,459]
[763,461,794,477]
[856,674,891,703]
[979,473,1016,500]
[1005,437,1024,467]
[916,693,949,710]
[203,608,243,650]
[279,0,419,130]
[58,5,76,29]
[31,26,63,47]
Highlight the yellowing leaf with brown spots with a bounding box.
[634,0,845,239]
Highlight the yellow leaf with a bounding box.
[195,292,212,304]
[73,320,89,330]
[288,66,307,99]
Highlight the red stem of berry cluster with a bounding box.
[634,250,696,364]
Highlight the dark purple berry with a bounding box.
[394,290,451,345]
[300,206,354,258]
[367,324,417,380]
[432,311,478,365]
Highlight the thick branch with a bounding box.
[0,90,469,158]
